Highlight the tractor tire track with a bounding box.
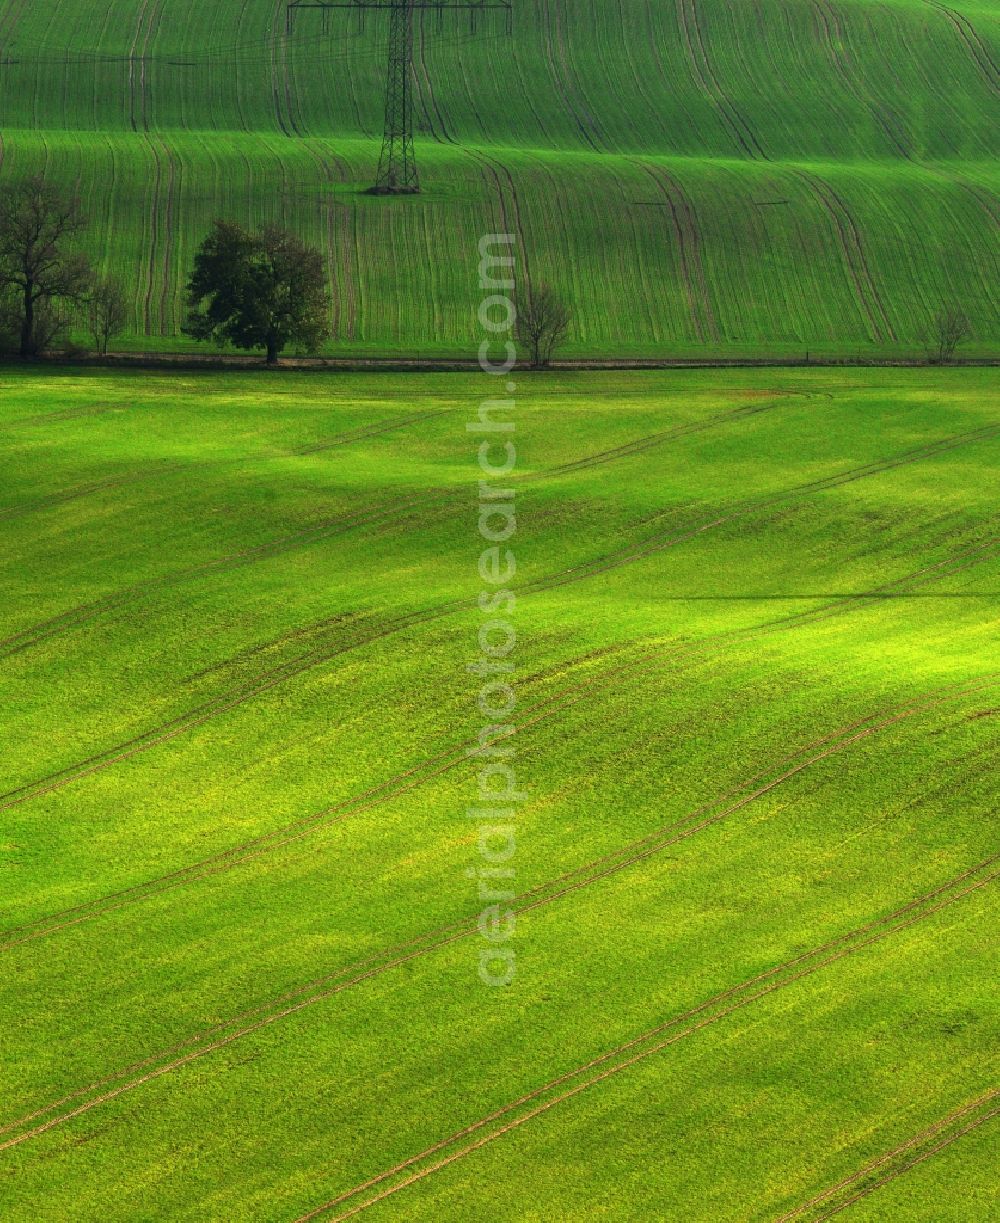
[0,464,183,524]
[141,0,178,335]
[926,2,1000,94]
[4,681,980,1138]
[1,533,995,954]
[415,11,456,144]
[528,423,1000,592]
[1,684,994,1153]
[631,158,718,342]
[550,0,608,150]
[125,0,157,333]
[3,366,793,659]
[278,9,303,137]
[131,0,169,336]
[0,0,31,57]
[676,0,766,159]
[811,0,911,160]
[3,417,980,813]
[268,11,292,136]
[468,148,531,295]
[0,405,465,659]
[291,865,1000,1221]
[1,424,995,822]
[806,1105,1000,1220]
[776,1086,1000,1221]
[0,489,447,662]
[793,169,896,342]
[538,0,601,152]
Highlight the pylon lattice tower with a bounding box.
[286,1,513,195]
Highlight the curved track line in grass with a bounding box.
[793,170,895,343]
[528,423,1000,592]
[414,11,455,145]
[926,1,1000,95]
[0,388,795,660]
[0,466,179,522]
[155,132,178,333]
[811,0,911,161]
[280,18,304,138]
[656,164,720,342]
[0,683,980,1135]
[292,404,459,455]
[133,0,169,336]
[551,0,608,151]
[676,0,766,160]
[537,0,601,153]
[0,490,446,661]
[470,148,532,293]
[630,158,719,342]
[2,417,988,815]
[0,682,994,1154]
[0,595,461,815]
[126,0,152,134]
[0,534,994,955]
[775,1086,1000,1222]
[267,12,292,137]
[290,866,1000,1221]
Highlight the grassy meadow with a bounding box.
[0,0,997,353]
[0,365,997,1218]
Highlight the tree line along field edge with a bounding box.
[0,134,996,355]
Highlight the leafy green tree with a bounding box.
[184,220,330,364]
[0,175,92,357]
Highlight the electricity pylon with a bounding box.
[286,1,513,195]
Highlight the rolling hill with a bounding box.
[0,0,997,354]
[0,365,998,1218]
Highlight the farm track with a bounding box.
[132,0,167,335]
[0,490,446,662]
[0,391,796,660]
[0,677,994,1154]
[776,1086,1000,1221]
[415,14,454,145]
[538,0,601,152]
[811,0,911,160]
[794,170,896,343]
[1,535,995,954]
[676,0,766,159]
[926,2,1000,94]
[1,418,990,815]
[470,148,532,292]
[0,466,178,522]
[630,158,714,343]
[528,422,1000,592]
[290,861,1000,1220]
[803,1108,1000,1219]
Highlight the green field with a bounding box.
[0,0,997,354]
[0,365,997,1218]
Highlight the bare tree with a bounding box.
[926,305,971,364]
[88,275,128,355]
[0,175,92,357]
[516,283,571,368]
